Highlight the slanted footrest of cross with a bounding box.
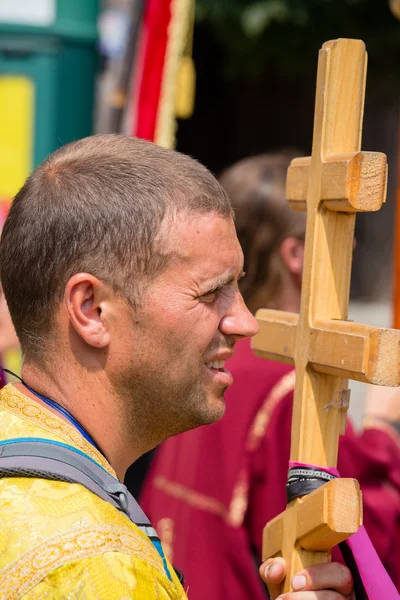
[263,479,362,598]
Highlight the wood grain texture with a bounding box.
[263,479,362,556]
[254,312,400,385]
[251,39,393,596]
[287,152,387,213]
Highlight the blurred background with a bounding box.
[1,0,400,423]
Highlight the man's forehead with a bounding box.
[165,212,238,256]
[161,212,243,282]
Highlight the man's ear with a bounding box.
[279,237,304,276]
[64,273,112,348]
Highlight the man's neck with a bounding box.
[18,361,142,481]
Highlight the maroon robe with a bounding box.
[141,338,400,598]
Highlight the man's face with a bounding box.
[112,213,259,442]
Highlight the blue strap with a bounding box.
[152,539,173,582]
[24,384,102,453]
[0,367,101,453]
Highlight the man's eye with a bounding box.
[201,289,218,303]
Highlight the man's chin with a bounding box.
[203,392,227,424]
[178,394,226,434]
[169,386,228,436]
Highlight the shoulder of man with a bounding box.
[0,476,187,599]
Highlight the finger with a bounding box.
[260,557,287,584]
[289,563,353,597]
[260,558,287,600]
[277,592,354,600]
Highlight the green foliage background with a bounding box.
[195,0,400,88]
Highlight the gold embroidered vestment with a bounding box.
[0,384,187,599]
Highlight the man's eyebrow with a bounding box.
[203,270,246,293]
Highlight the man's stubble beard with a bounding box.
[113,360,225,452]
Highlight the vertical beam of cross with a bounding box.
[292,39,366,468]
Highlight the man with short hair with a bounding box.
[0,134,355,598]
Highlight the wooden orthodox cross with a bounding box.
[251,38,400,597]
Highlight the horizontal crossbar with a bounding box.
[286,151,387,213]
[252,309,400,386]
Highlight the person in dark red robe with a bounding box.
[140,153,400,599]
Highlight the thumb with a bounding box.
[259,557,286,600]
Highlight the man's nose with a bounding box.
[219,295,259,340]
